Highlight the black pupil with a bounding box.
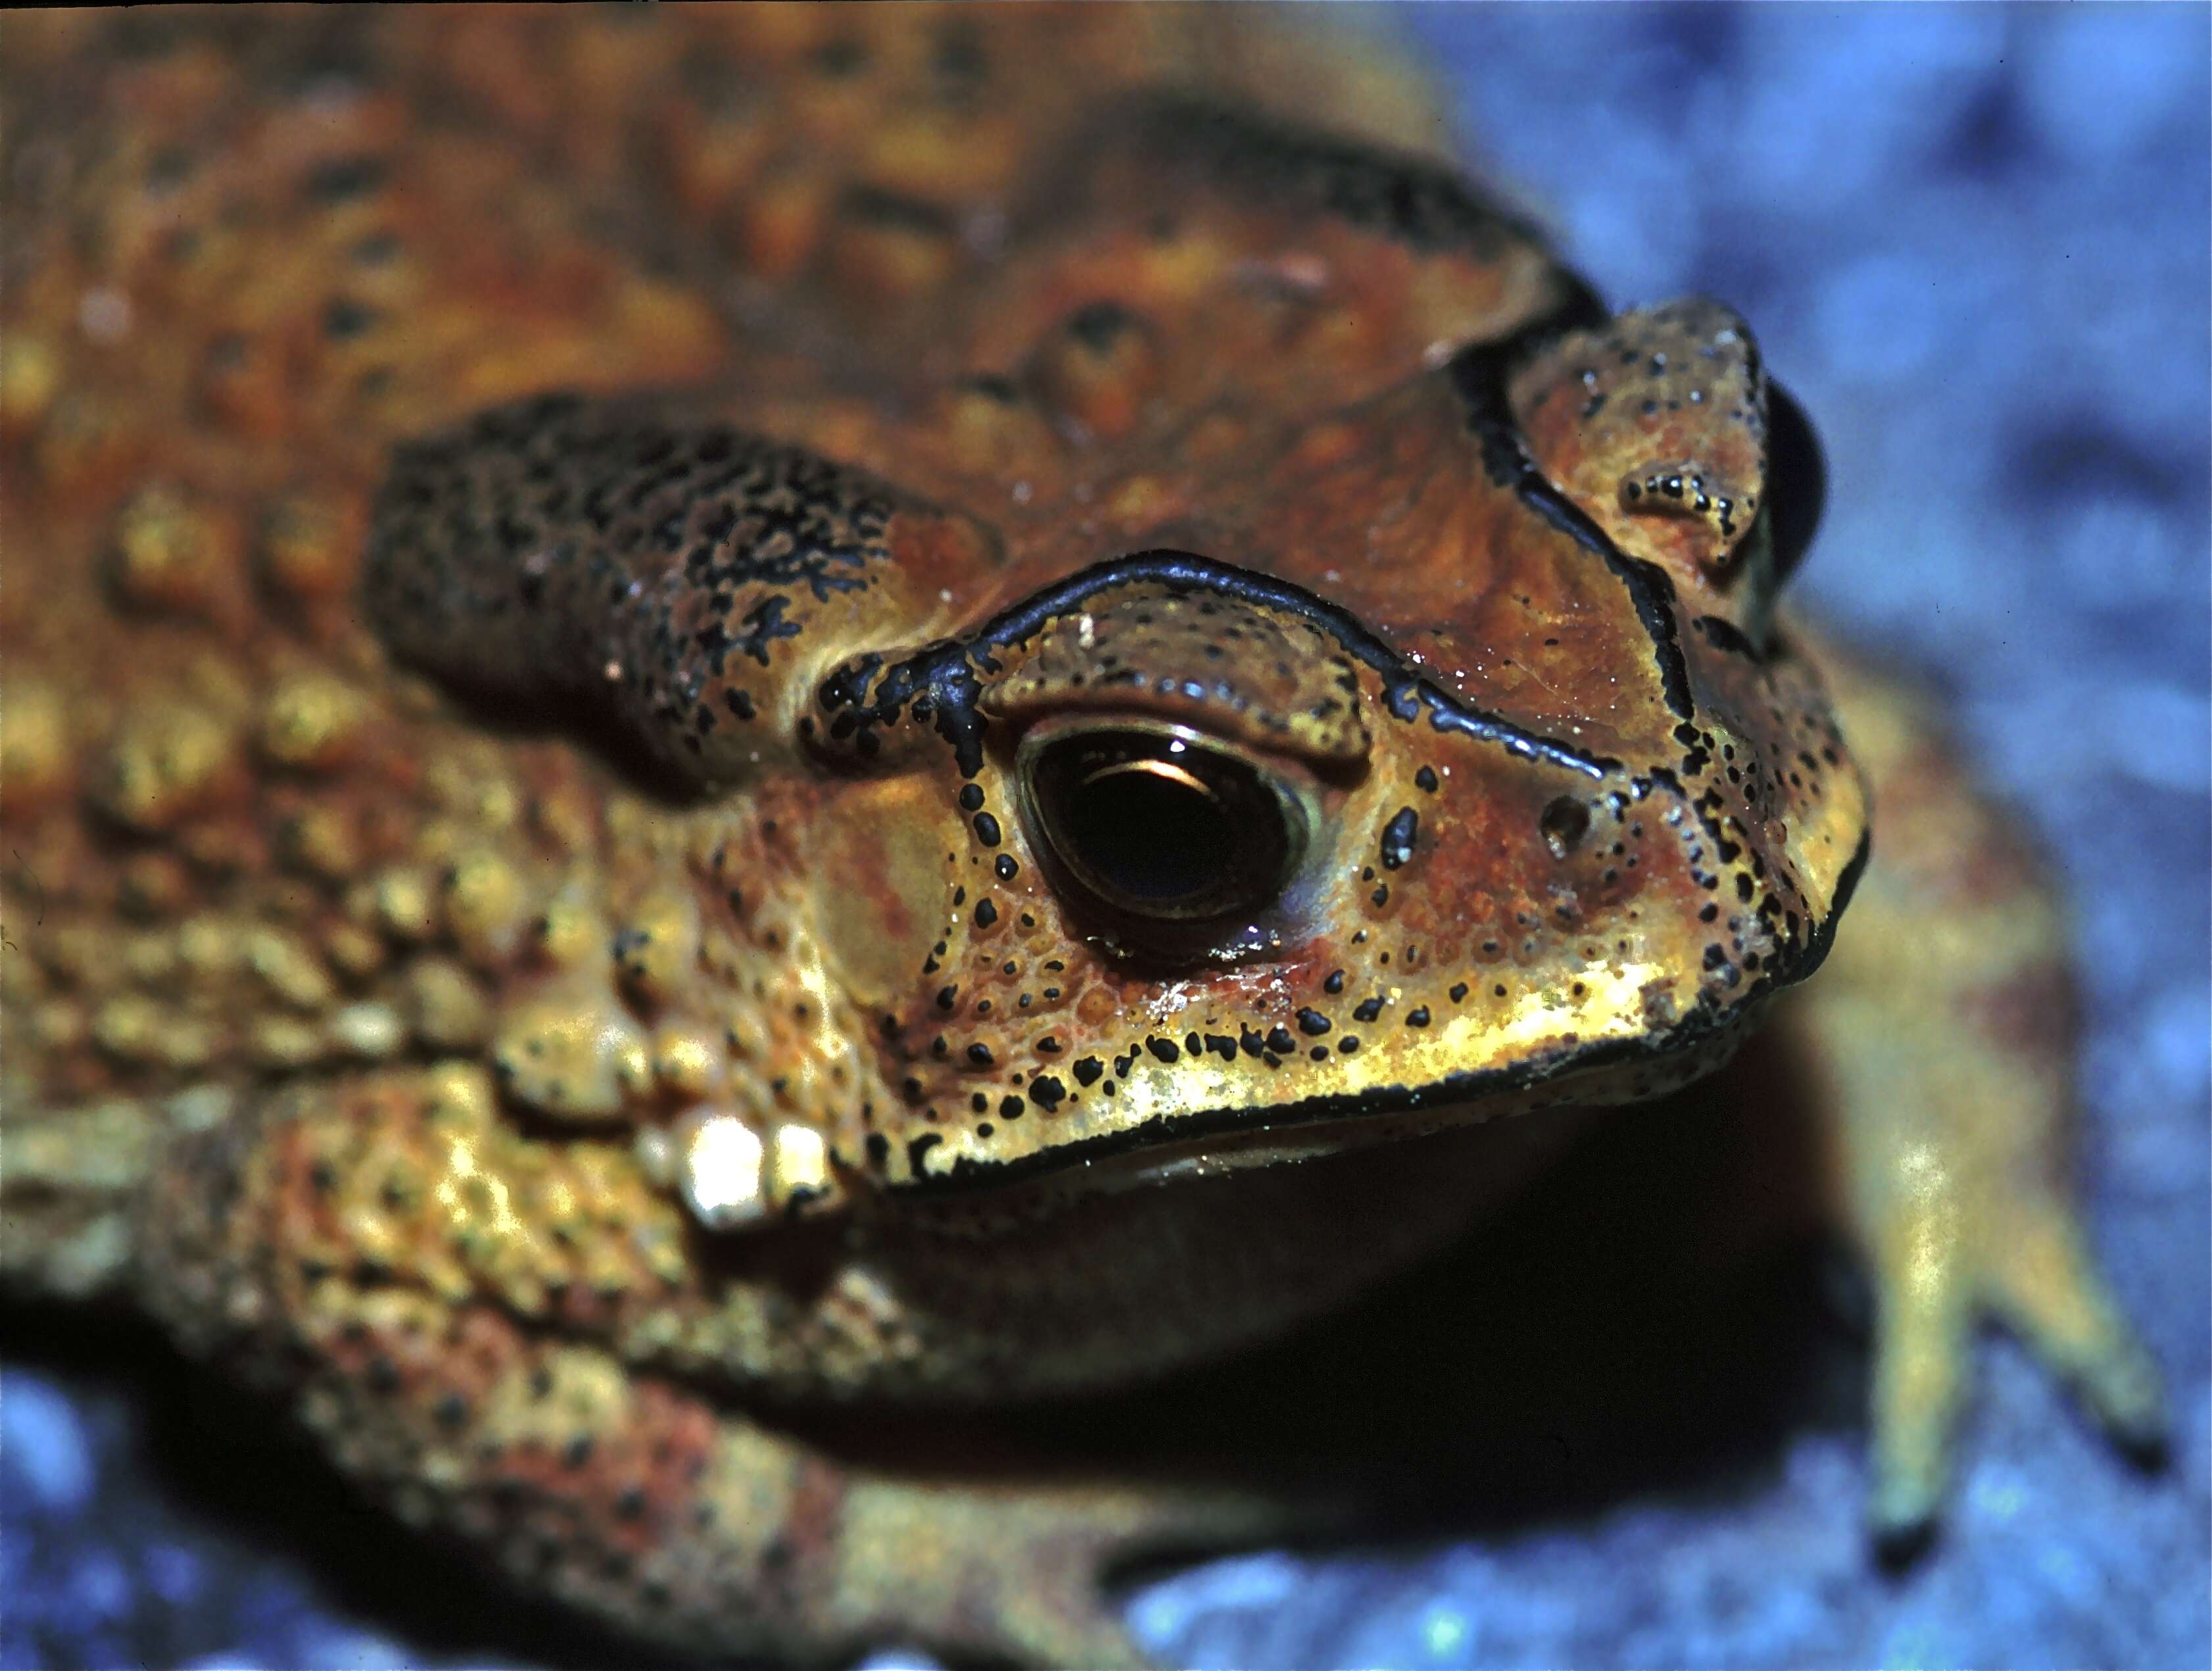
[1028,730,1292,923]
[1063,760,1236,906]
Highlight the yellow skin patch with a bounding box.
[0,7,2159,1665]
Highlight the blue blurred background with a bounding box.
[5,7,2206,1668]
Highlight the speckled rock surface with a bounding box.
[4,7,2205,1668]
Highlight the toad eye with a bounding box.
[1017,721,1307,934]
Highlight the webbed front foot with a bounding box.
[1783,643,2165,1549]
[1854,1133,2163,1551]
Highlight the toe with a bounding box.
[1863,1198,1973,1545]
[1984,1209,2167,1457]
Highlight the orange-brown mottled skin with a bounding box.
[0,7,2163,1666]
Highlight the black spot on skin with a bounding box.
[350,231,402,267]
[973,898,999,929]
[1380,806,1419,870]
[966,1043,995,1068]
[1406,1007,1431,1027]
[840,184,955,237]
[145,145,193,191]
[1073,1057,1103,1086]
[1449,982,1469,1002]
[959,784,985,812]
[1352,997,1383,1023]
[305,155,387,204]
[959,372,1021,405]
[995,854,1019,881]
[999,1096,1025,1119]
[1324,970,1345,994]
[1065,299,1142,353]
[1029,1076,1066,1111]
[810,37,869,78]
[1295,1007,1332,1036]
[1147,1036,1180,1063]
[1415,765,1439,794]
[907,1132,943,1175]
[1266,1025,1296,1053]
[324,298,378,341]
[973,812,1001,847]
[932,21,988,91]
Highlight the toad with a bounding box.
[1,8,2161,1665]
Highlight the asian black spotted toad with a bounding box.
[1,7,2161,1664]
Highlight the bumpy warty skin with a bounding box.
[0,8,2161,1667]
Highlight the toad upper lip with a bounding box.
[888,1004,1756,1198]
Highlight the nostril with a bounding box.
[1540,796,1591,859]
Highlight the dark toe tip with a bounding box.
[2114,1418,2172,1474]
[1871,1510,1940,1571]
